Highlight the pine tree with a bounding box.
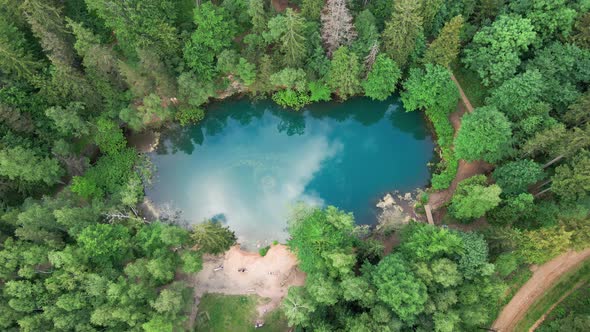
[0,18,41,81]
[382,0,423,67]
[281,9,307,67]
[321,0,357,57]
[424,15,464,67]
[247,0,267,33]
[20,0,76,69]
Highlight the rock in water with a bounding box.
[376,193,395,209]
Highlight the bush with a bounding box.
[308,81,332,102]
[175,107,205,126]
[272,89,310,110]
[259,245,270,256]
[495,252,520,278]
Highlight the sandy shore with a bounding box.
[188,244,305,322]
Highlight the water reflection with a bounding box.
[146,97,434,249]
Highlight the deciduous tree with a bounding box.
[455,106,513,163]
[463,15,536,86]
[450,175,502,221]
[362,54,401,101]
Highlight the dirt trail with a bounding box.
[187,244,305,328]
[492,248,590,332]
[427,74,492,215]
[451,74,474,113]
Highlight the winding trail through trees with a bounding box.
[492,249,590,332]
[426,73,492,221]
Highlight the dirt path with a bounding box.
[427,74,492,215]
[187,244,305,328]
[492,248,590,332]
[528,278,588,332]
[451,74,474,113]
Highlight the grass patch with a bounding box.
[538,282,590,331]
[195,294,289,332]
[513,259,590,332]
[450,60,488,108]
[485,264,534,326]
[502,265,534,305]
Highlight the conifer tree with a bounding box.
[424,15,464,67]
[382,0,423,67]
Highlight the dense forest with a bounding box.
[1,0,589,331]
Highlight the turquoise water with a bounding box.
[146,97,434,248]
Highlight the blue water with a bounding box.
[146,97,434,248]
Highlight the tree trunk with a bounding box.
[543,155,564,169]
[535,187,552,198]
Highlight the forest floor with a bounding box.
[426,74,493,222]
[492,248,590,332]
[185,244,305,329]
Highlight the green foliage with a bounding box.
[183,2,237,80]
[351,10,379,57]
[308,81,332,102]
[424,15,464,67]
[282,287,316,328]
[488,193,535,226]
[45,102,89,137]
[287,206,356,276]
[94,118,126,155]
[272,89,311,110]
[401,64,458,189]
[77,223,131,266]
[517,226,572,264]
[401,64,458,115]
[265,9,307,67]
[301,0,323,21]
[494,252,520,277]
[508,0,577,44]
[486,69,547,122]
[362,54,401,101]
[382,0,423,67]
[372,254,428,322]
[259,245,270,257]
[526,42,590,111]
[538,280,590,332]
[0,146,63,185]
[463,15,537,86]
[71,148,138,200]
[458,232,493,280]
[191,220,236,254]
[270,68,308,91]
[327,47,362,100]
[450,175,502,221]
[236,58,256,86]
[175,107,205,126]
[455,106,513,163]
[85,0,179,56]
[551,151,590,202]
[493,159,544,194]
[0,19,41,81]
[247,0,267,32]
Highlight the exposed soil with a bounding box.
[271,0,290,12]
[186,244,305,329]
[492,249,590,332]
